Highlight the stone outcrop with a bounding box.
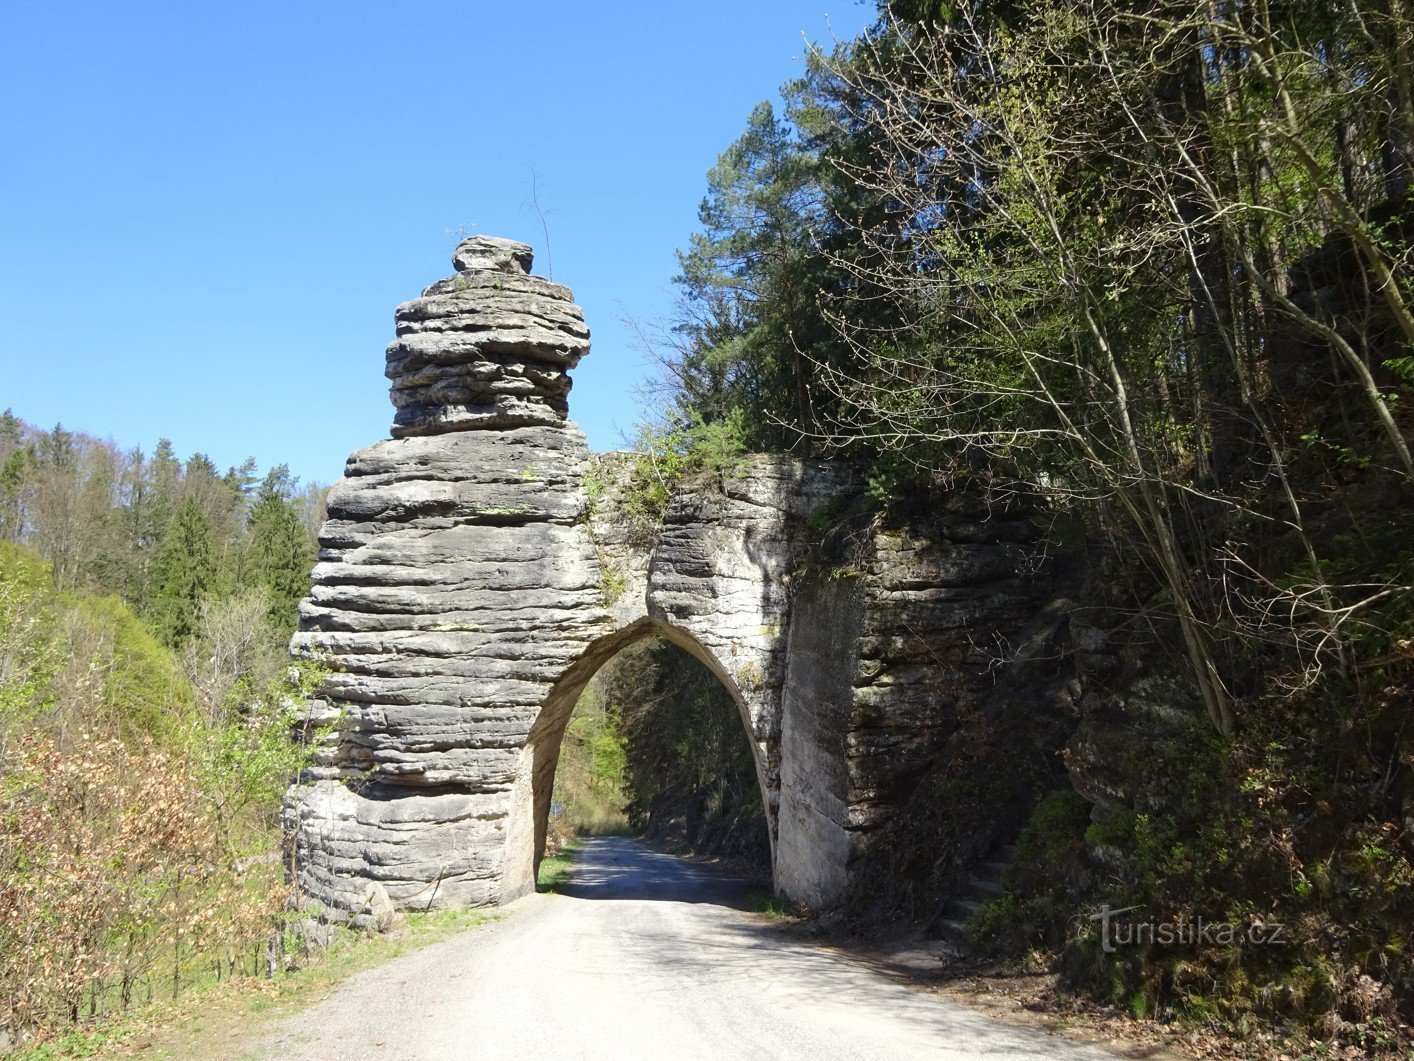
[287,238,612,913]
[772,494,1045,907]
[285,237,1047,920]
[387,236,589,437]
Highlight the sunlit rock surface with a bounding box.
[285,238,1044,918]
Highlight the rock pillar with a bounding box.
[285,237,613,914]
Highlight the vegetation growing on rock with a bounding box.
[639,0,1414,1049]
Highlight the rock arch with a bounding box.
[285,237,1042,922]
[500,617,757,902]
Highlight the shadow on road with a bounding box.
[543,837,1111,1059]
[557,836,761,908]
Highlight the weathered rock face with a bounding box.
[286,238,613,913]
[772,496,1045,908]
[493,454,868,906]
[387,236,590,437]
[286,237,1048,919]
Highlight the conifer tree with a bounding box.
[674,101,829,448]
[145,496,216,647]
[240,470,313,636]
[0,414,33,543]
[0,409,22,455]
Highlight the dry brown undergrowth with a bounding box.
[0,732,286,1042]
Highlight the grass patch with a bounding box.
[11,908,496,1060]
[536,839,583,893]
[744,890,797,921]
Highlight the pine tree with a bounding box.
[0,412,32,542]
[240,472,313,636]
[674,101,829,448]
[145,496,216,647]
[39,424,73,469]
[225,456,260,507]
[0,409,23,455]
[145,439,181,546]
[0,447,33,542]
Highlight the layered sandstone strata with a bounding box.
[286,238,613,915]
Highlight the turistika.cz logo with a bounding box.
[1088,904,1290,954]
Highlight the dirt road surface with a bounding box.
[258,836,1116,1060]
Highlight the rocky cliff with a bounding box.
[286,237,614,916]
[285,237,1050,921]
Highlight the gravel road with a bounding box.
[258,836,1115,1060]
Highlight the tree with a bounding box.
[0,444,34,544]
[806,0,1414,734]
[0,409,23,455]
[225,456,260,502]
[673,101,830,448]
[145,497,216,647]
[180,587,290,723]
[239,471,313,636]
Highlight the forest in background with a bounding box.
[609,0,1414,1051]
[0,412,323,1039]
[550,638,770,874]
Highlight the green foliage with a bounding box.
[193,659,328,851]
[744,890,799,920]
[0,543,193,744]
[665,64,899,457]
[0,543,61,736]
[656,0,1414,1046]
[975,789,1094,950]
[597,562,626,602]
[0,414,319,638]
[788,0,1414,735]
[63,591,192,743]
[239,476,315,637]
[550,685,630,839]
[536,839,582,893]
[549,636,768,873]
[0,419,328,1043]
[973,701,1414,1046]
[886,0,956,25]
[612,409,748,541]
[594,638,768,868]
[1385,354,1414,384]
[673,101,827,448]
[144,497,216,648]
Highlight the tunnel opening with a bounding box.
[550,637,771,873]
[499,619,773,901]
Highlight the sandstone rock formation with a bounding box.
[286,237,613,913]
[387,237,589,437]
[285,237,1045,920]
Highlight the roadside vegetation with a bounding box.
[0,416,326,1050]
[535,840,583,894]
[548,687,631,845]
[549,639,769,874]
[7,908,493,1060]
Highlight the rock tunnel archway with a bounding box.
[284,237,1043,925]
[499,617,764,902]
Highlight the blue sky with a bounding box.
[0,1,871,486]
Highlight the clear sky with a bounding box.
[0,1,871,486]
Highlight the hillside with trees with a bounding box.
[0,414,324,1039]
[617,0,1414,1051]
